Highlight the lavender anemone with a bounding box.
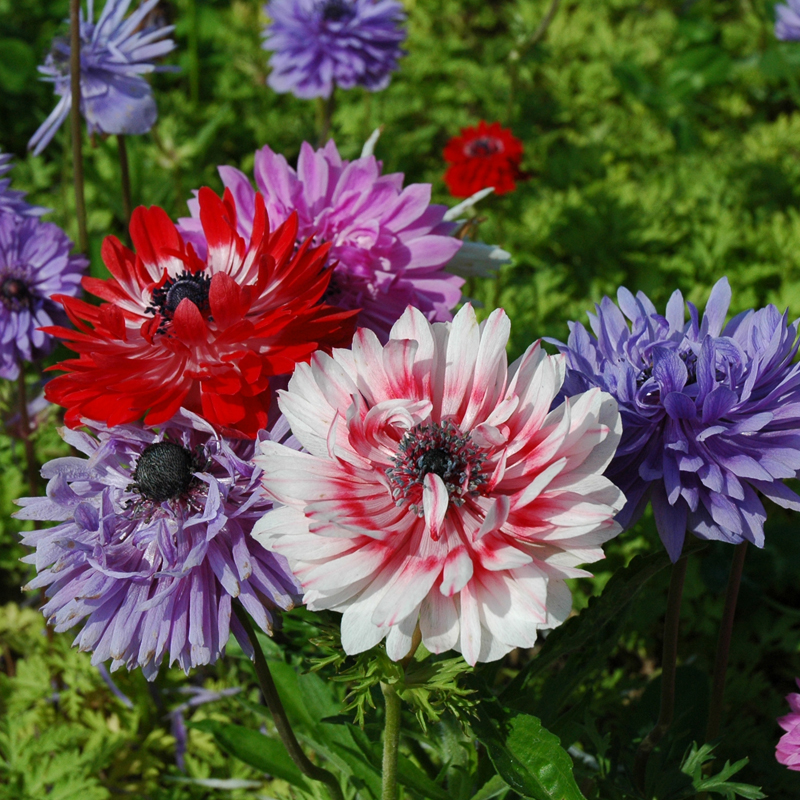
[178,139,464,340]
[262,0,406,99]
[555,277,800,561]
[776,0,800,40]
[0,213,86,380]
[0,152,48,218]
[15,411,301,679]
[28,0,177,156]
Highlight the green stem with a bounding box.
[232,604,344,800]
[381,681,402,800]
[17,366,39,499]
[317,87,336,147]
[705,542,748,743]
[117,134,132,228]
[633,553,689,794]
[69,0,88,255]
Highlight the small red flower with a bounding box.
[443,121,524,198]
[44,187,358,439]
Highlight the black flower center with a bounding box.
[132,442,197,503]
[147,270,211,324]
[1,277,32,310]
[465,137,502,158]
[417,448,453,480]
[320,0,353,22]
[386,421,488,516]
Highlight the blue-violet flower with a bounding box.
[15,411,301,679]
[776,0,800,40]
[0,213,86,380]
[262,0,406,99]
[555,277,800,560]
[29,0,177,155]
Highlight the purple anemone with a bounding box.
[554,277,800,561]
[776,0,800,40]
[262,0,406,99]
[15,411,301,679]
[29,0,177,156]
[0,152,48,218]
[0,213,86,380]
[178,139,464,341]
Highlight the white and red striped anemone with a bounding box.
[253,304,626,665]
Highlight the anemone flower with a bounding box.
[15,411,301,679]
[776,0,800,40]
[28,0,177,156]
[179,139,464,341]
[0,213,86,380]
[777,679,800,770]
[43,187,358,438]
[554,277,800,561]
[253,304,624,665]
[443,121,524,198]
[262,0,406,99]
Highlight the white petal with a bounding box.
[423,472,449,540]
[419,591,459,653]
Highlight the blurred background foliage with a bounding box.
[2,0,800,797]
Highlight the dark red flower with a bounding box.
[44,187,358,439]
[443,121,524,198]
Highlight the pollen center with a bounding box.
[148,270,211,322]
[386,420,487,516]
[132,442,196,503]
[1,277,32,310]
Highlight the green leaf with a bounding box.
[501,545,705,715]
[0,38,35,93]
[470,774,511,800]
[189,719,311,792]
[470,706,586,800]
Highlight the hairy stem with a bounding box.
[69,0,88,254]
[634,553,689,794]
[233,604,344,800]
[381,681,402,800]
[705,541,748,743]
[117,135,132,228]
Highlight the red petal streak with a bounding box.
[423,473,449,541]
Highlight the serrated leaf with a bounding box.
[470,706,586,800]
[189,719,311,792]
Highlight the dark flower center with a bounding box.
[0,277,33,310]
[386,421,488,516]
[147,270,211,323]
[464,137,502,158]
[132,442,197,502]
[320,0,353,22]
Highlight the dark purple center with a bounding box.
[148,270,211,321]
[464,137,502,158]
[132,442,196,502]
[320,0,354,22]
[1,277,32,310]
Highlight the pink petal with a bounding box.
[423,472,449,541]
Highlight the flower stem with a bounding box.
[232,604,344,800]
[317,87,336,147]
[381,681,402,800]
[633,553,689,794]
[705,541,748,743]
[17,366,39,499]
[117,135,132,228]
[69,0,89,255]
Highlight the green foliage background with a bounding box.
[2,0,800,797]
